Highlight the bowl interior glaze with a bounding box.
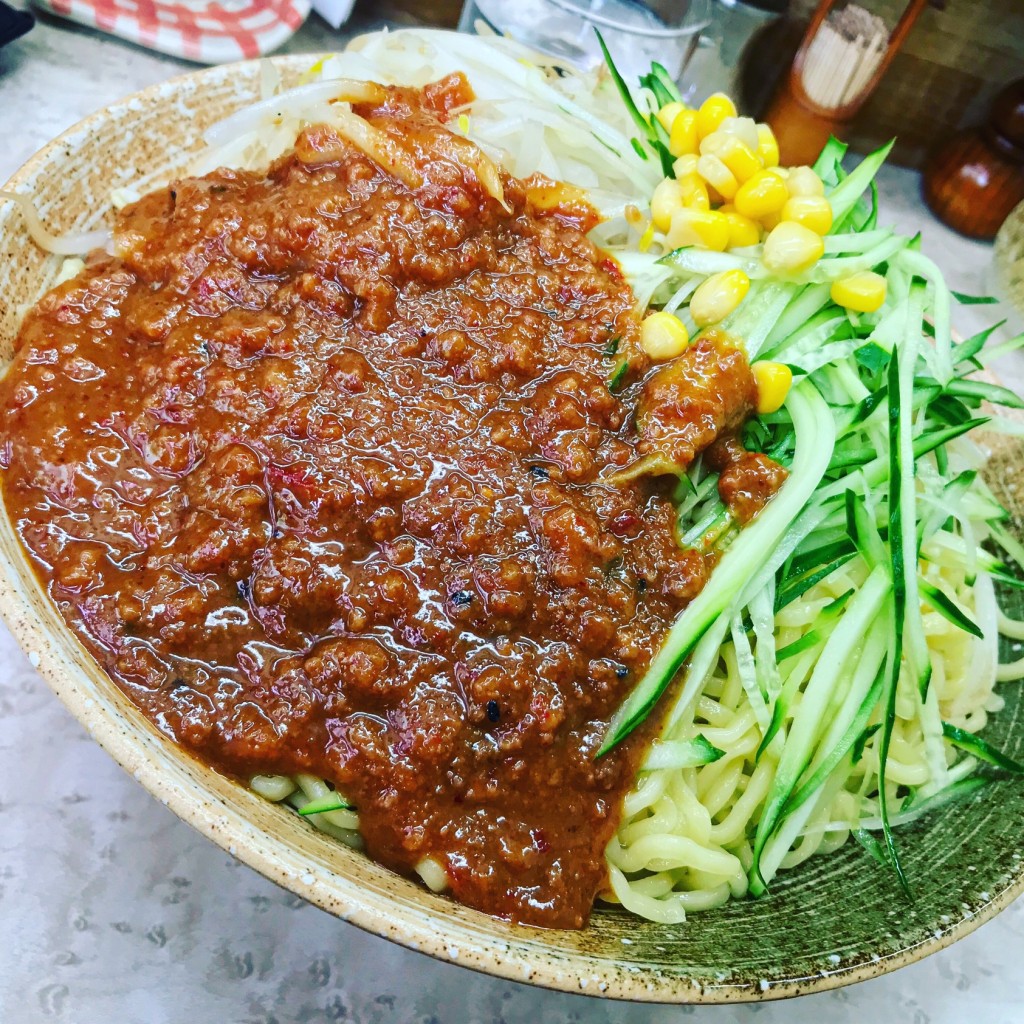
[2,55,1024,1003]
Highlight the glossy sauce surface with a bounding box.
[0,78,778,927]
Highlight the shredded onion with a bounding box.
[0,191,110,257]
[202,78,387,149]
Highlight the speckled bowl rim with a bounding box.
[1,55,1022,1004]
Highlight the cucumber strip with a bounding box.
[989,521,1024,573]
[854,180,880,232]
[854,828,889,867]
[828,140,894,226]
[731,609,770,731]
[946,378,1024,410]
[820,418,989,500]
[788,531,857,575]
[928,393,978,424]
[879,349,911,894]
[782,619,888,818]
[595,30,674,176]
[852,723,881,764]
[658,247,761,278]
[608,359,629,391]
[952,320,1006,366]
[951,290,1000,305]
[898,287,932,695]
[829,441,878,472]
[298,793,355,816]
[757,644,821,761]
[919,580,983,638]
[812,136,849,187]
[749,584,782,705]
[754,757,854,894]
[788,337,865,377]
[672,468,700,504]
[834,359,872,405]
[756,691,788,762]
[917,471,977,546]
[750,563,891,888]
[641,734,724,771]
[898,250,953,383]
[776,629,826,663]
[846,488,887,568]
[942,722,1024,773]
[975,331,1024,365]
[680,500,728,549]
[776,552,857,609]
[762,310,849,362]
[640,63,681,106]
[840,776,989,833]
[917,673,952,797]
[822,228,894,254]
[600,382,835,753]
[765,283,832,350]
[841,389,886,433]
[663,613,733,736]
[728,284,798,358]
[804,236,908,284]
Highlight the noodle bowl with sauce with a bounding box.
[1,28,1023,939]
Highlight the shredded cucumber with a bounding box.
[594,79,1024,898]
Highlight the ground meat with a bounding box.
[707,435,790,524]
[0,77,782,929]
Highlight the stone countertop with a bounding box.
[2,11,1024,1024]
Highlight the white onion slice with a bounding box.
[0,191,111,257]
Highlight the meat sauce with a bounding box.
[0,75,783,928]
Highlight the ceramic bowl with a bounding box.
[2,55,1024,1004]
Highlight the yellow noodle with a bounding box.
[603,534,1012,921]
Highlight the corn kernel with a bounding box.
[667,208,731,251]
[690,269,751,326]
[696,154,739,201]
[762,221,825,274]
[669,109,699,157]
[756,123,780,167]
[696,92,738,140]
[830,271,888,313]
[641,310,690,360]
[761,208,782,231]
[782,195,833,236]
[702,132,762,183]
[673,153,699,179]
[734,169,789,221]
[656,101,687,134]
[678,173,711,210]
[787,165,825,197]
[718,116,760,152]
[752,361,793,414]
[651,177,684,232]
[699,129,728,157]
[722,210,762,248]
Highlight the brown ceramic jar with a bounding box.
[923,78,1024,241]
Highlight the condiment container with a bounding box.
[924,78,1024,242]
[763,0,929,167]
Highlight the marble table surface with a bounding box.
[2,10,1024,1023]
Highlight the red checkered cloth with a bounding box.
[35,0,310,63]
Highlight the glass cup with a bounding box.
[458,0,713,88]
